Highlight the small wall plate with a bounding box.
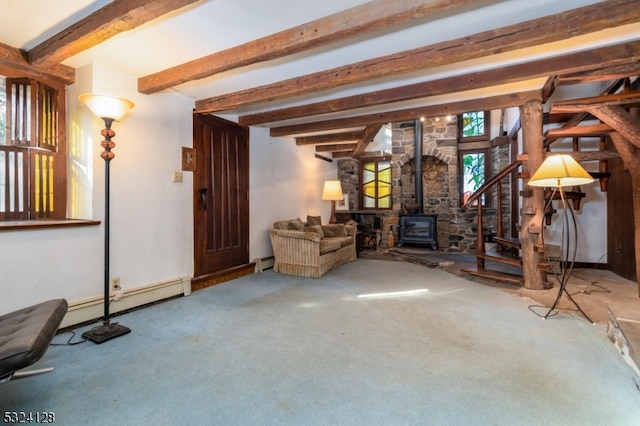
[182,147,196,171]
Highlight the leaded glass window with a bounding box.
[361,157,391,210]
[459,110,489,142]
[459,148,490,206]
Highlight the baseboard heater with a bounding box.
[254,256,275,272]
[61,276,191,328]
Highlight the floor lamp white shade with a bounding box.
[78,93,134,121]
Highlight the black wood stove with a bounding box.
[397,214,438,250]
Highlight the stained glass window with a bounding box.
[361,157,391,209]
[459,149,490,206]
[459,111,489,141]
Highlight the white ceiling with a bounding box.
[2,0,639,127]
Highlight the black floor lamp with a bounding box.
[79,93,135,344]
[528,154,595,323]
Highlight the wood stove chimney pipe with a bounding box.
[414,119,423,213]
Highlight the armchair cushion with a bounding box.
[319,239,342,254]
[274,217,305,231]
[307,215,322,226]
[326,236,354,249]
[305,225,324,238]
[321,224,348,237]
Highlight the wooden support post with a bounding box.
[609,132,640,297]
[599,136,609,192]
[571,136,583,210]
[476,202,485,269]
[519,101,547,290]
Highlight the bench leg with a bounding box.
[1,367,55,384]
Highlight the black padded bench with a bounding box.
[0,299,68,383]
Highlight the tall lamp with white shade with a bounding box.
[528,154,595,323]
[322,180,343,224]
[79,93,135,343]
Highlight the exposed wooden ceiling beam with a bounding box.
[543,79,623,148]
[0,42,74,85]
[548,151,620,162]
[139,0,477,94]
[240,40,640,126]
[559,63,640,85]
[544,123,614,139]
[315,153,333,162]
[587,106,640,150]
[332,152,353,159]
[270,90,542,137]
[295,131,362,146]
[550,91,640,114]
[542,76,560,103]
[315,143,358,152]
[196,0,640,114]
[28,0,200,67]
[352,124,384,157]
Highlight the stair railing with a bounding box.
[460,160,523,269]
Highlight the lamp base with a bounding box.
[82,322,131,344]
[329,200,338,224]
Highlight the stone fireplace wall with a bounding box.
[393,119,463,250]
[338,117,510,252]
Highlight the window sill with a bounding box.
[0,219,101,231]
[339,209,391,214]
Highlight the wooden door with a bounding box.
[193,114,249,279]
[607,145,636,281]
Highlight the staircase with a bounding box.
[465,237,524,284]
[459,158,604,286]
[456,78,629,286]
[458,159,526,284]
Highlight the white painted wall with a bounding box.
[1,63,195,314]
[249,127,338,261]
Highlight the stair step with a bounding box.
[476,251,523,267]
[547,190,585,201]
[493,236,521,250]
[538,261,553,273]
[461,267,524,284]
